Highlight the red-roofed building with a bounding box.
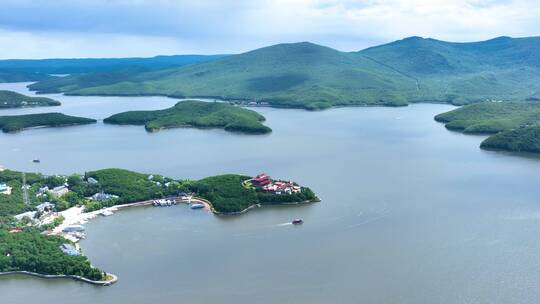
[252,173,271,186]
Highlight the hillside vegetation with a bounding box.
[0,113,96,133]
[480,126,540,153]
[434,102,540,133]
[29,42,419,109]
[435,102,540,153]
[28,36,540,109]
[104,100,271,134]
[0,90,60,109]
[0,229,104,280]
[0,71,49,83]
[0,55,225,81]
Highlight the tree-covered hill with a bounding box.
[480,126,540,153]
[434,102,540,153]
[27,36,540,109]
[434,102,540,133]
[360,36,540,104]
[104,100,271,134]
[0,90,60,109]
[29,42,419,109]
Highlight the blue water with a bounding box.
[1,82,540,304]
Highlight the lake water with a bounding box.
[1,82,540,304]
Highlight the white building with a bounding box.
[49,185,69,197]
[0,183,11,195]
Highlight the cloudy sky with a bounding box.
[0,0,539,59]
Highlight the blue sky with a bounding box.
[0,0,538,59]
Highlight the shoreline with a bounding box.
[4,121,97,134]
[0,270,118,286]
[198,196,320,216]
[12,194,317,286]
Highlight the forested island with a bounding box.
[0,168,318,283]
[435,102,540,153]
[0,113,97,133]
[104,100,271,134]
[27,36,540,110]
[0,90,60,109]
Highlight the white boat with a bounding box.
[101,210,114,216]
[190,203,205,209]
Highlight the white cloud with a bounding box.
[0,30,207,59]
[0,0,539,58]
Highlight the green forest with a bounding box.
[0,112,96,133]
[435,102,540,153]
[0,229,104,280]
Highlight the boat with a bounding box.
[32,159,40,163]
[72,232,86,239]
[190,203,205,209]
[62,225,85,232]
[292,218,303,225]
[101,210,114,216]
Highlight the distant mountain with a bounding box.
[27,36,540,109]
[29,42,418,109]
[360,36,540,104]
[0,70,49,83]
[0,54,226,82]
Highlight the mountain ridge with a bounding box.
[27,36,540,109]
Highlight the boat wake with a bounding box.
[275,222,293,227]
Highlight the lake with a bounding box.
[1,82,540,304]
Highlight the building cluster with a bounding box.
[251,173,302,195]
[235,100,270,107]
[37,185,69,198]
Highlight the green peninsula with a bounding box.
[0,90,60,109]
[192,174,319,213]
[435,102,540,153]
[104,100,271,134]
[0,113,97,133]
[0,168,318,283]
[480,126,540,153]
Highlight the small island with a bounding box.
[0,168,318,284]
[0,113,97,133]
[0,90,60,109]
[435,102,540,153]
[103,100,272,134]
